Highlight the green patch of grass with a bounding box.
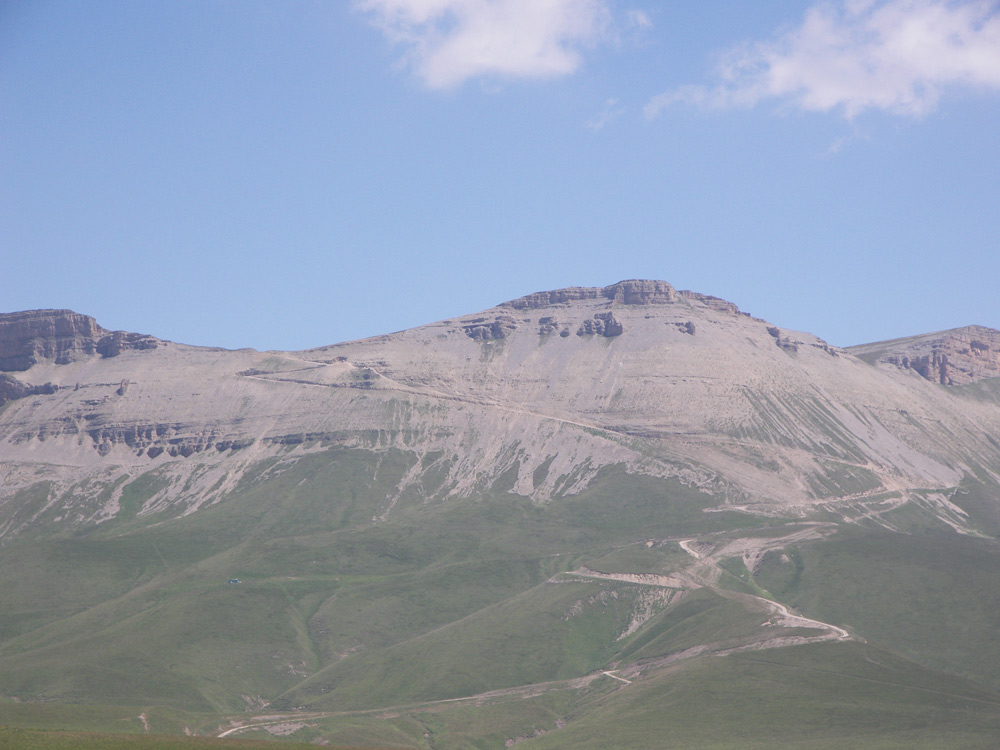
[520,642,1000,750]
[0,449,763,723]
[282,579,641,710]
[615,588,769,664]
[581,541,690,576]
[0,727,392,749]
[715,556,772,598]
[754,529,1000,691]
[752,547,803,597]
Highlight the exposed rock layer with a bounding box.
[1,282,999,538]
[0,309,159,371]
[848,325,1000,386]
[503,279,678,310]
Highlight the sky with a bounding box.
[2,0,999,351]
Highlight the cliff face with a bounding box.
[848,325,1000,386]
[502,279,679,310]
[0,310,159,371]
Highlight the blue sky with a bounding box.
[2,0,999,350]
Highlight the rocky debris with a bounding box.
[464,315,518,341]
[577,312,624,337]
[850,325,1000,386]
[0,373,58,407]
[767,326,799,353]
[538,316,560,335]
[674,321,696,335]
[0,309,158,371]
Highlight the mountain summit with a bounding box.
[1,282,997,531]
[2,283,1000,747]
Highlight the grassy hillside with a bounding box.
[754,525,1000,691]
[4,445,1000,746]
[0,449,755,714]
[518,642,1000,750]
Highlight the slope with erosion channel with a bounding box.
[3,282,1000,747]
[3,281,1000,541]
[203,513,1000,747]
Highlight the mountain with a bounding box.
[848,324,1000,385]
[2,280,1000,748]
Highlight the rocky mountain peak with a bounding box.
[0,309,159,372]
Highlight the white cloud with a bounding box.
[647,0,1000,119]
[357,0,612,89]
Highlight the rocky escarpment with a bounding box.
[849,325,1000,386]
[503,279,678,310]
[463,315,518,341]
[0,309,159,371]
[0,374,58,408]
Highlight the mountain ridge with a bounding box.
[5,284,997,363]
[1,280,998,540]
[3,281,1000,747]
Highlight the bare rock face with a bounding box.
[577,312,624,337]
[848,325,1000,385]
[603,279,677,305]
[503,280,677,310]
[463,315,518,341]
[678,291,742,315]
[503,287,605,310]
[0,310,103,370]
[96,330,160,358]
[766,326,799,353]
[538,316,561,335]
[0,309,159,371]
[0,373,57,407]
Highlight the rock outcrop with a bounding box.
[0,374,57,407]
[464,315,518,341]
[848,325,1000,386]
[577,312,624,337]
[504,280,677,310]
[0,309,159,371]
[96,330,160,358]
[604,279,677,305]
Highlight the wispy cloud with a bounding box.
[357,0,612,89]
[647,0,1000,119]
[626,9,653,30]
[585,97,625,130]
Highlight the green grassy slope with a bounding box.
[5,445,1000,747]
[518,642,1000,750]
[0,449,756,716]
[754,526,1000,691]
